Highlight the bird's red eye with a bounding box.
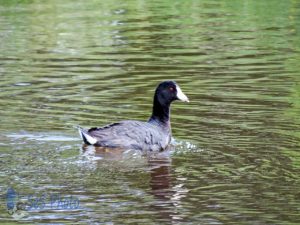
[169,87,174,91]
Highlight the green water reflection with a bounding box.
[0,0,300,224]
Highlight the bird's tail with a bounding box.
[77,126,97,145]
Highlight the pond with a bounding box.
[1,0,300,224]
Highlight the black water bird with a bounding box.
[78,81,189,151]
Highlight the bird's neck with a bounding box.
[148,96,171,127]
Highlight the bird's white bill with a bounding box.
[176,85,189,102]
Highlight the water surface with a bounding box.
[1,0,300,224]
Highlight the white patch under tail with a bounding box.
[78,127,98,145]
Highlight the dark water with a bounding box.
[1,0,300,224]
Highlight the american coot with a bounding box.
[78,81,189,151]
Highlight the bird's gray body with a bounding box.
[78,81,189,151]
[79,120,171,151]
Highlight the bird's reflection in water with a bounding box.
[147,147,188,223]
[80,144,188,223]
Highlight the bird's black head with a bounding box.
[150,81,189,125]
[155,81,189,105]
